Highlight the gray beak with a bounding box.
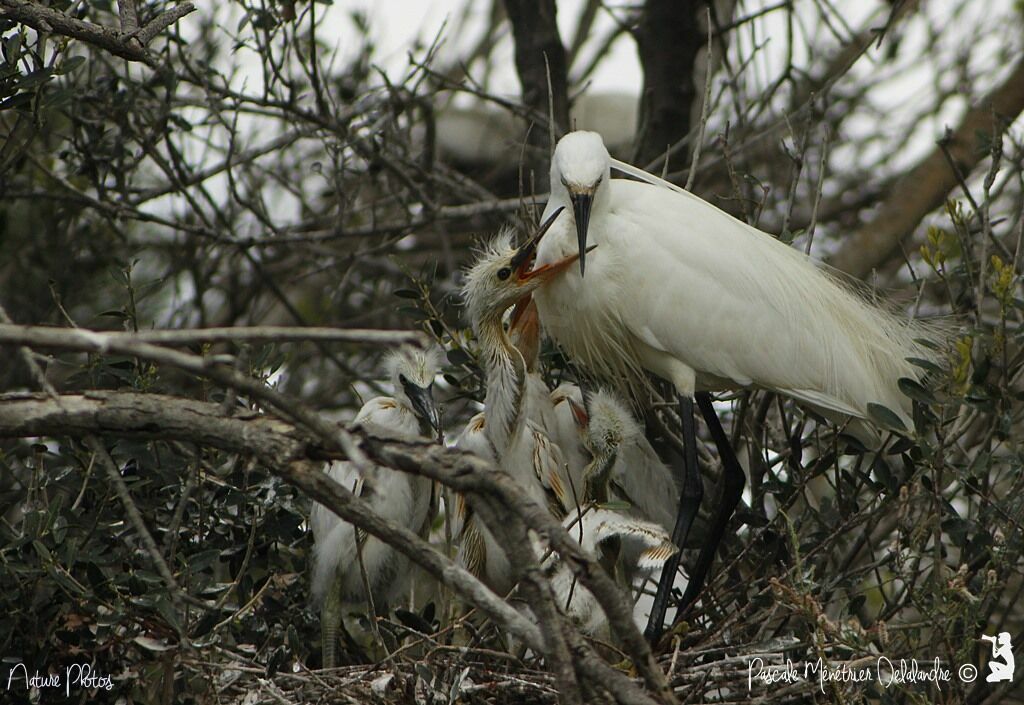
[570,192,592,277]
[402,378,441,441]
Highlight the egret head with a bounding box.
[386,345,442,438]
[576,389,641,460]
[551,131,612,277]
[462,207,585,333]
[568,388,641,503]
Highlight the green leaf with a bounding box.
[867,403,907,433]
[56,55,86,75]
[906,357,943,374]
[898,377,935,404]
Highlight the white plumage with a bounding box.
[535,508,677,637]
[577,389,680,533]
[310,346,440,667]
[458,226,581,592]
[534,130,945,435]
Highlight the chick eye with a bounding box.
[497,267,512,280]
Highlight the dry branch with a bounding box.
[0,325,428,348]
[633,0,705,166]
[503,0,570,173]
[0,0,196,66]
[0,390,547,654]
[829,55,1024,278]
[0,388,672,704]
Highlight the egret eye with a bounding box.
[497,267,512,280]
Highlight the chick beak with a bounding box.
[569,191,593,277]
[402,379,441,442]
[567,396,589,429]
[509,295,540,369]
[520,243,597,284]
[510,206,566,278]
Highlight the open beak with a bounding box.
[510,206,566,278]
[509,295,540,368]
[402,379,441,441]
[569,191,593,277]
[520,243,597,285]
[567,396,589,429]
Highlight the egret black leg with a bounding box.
[645,395,702,642]
[673,392,746,620]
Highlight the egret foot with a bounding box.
[644,395,702,642]
[672,392,746,619]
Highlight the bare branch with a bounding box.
[829,55,1024,278]
[633,1,706,166]
[0,325,428,348]
[0,0,196,66]
[502,0,570,176]
[0,391,547,654]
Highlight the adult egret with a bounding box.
[532,130,945,638]
[457,209,585,592]
[310,346,441,667]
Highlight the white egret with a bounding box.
[455,299,561,586]
[570,388,679,533]
[457,210,585,593]
[549,382,588,489]
[508,295,560,435]
[531,130,946,638]
[535,508,677,638]
[451,412,502,584]
[310,346,441,667]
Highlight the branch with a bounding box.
[502,0,570,172]
[632,0,705,166]
[828,58,1024,278]
[0,0,195,67]
[0,324,673,703]
[0,391,546,655]
[0,324,427,348]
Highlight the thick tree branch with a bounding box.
[0,384,671,705]
[0,324,674,703]
[0,0,195,67]
[632,1,705,166]
[829,55,1024,278]
[0,391,546,655]
[502,0,570,181]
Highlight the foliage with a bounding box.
[0,1,1023,703]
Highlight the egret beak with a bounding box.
[520,243,597,285]
[569,191,593,277]
[510,206,566,278]
[509,296,540,369]
[567,396,589,429]
[508,294,534,333]
[402,379,441,441]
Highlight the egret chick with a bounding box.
[458,209,585,592]
[536,508,677,638]
[573,389,679,532]
[310,346,441,667]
